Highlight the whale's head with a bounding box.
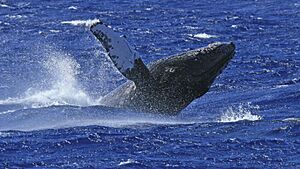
[149,42,235,111]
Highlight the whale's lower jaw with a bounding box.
[100,80,207,115]
[99,80,196,115]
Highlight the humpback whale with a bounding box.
[90,21,235,115]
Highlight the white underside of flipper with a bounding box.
[90,22,140,73]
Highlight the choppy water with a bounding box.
[0,0,299,168]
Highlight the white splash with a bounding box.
[25,54,93,107]
[191,33,218,39]
[0,49,95,108]
[61,19,100,27]
[219,104,262,123]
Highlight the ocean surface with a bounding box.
[0,0,299,168]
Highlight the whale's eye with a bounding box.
[165,67,176,73]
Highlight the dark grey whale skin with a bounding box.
[99,42,236,115]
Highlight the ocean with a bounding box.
[0,0,299,168]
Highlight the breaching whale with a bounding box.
[90,21,235,115]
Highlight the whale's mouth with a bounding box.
[205,43,235,83]
[191,42,235,79]
[214,42,236,68]
[200,42,235,55]
[211,48,235,74]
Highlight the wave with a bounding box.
[0,101,262,132]
[218,103,262,123]
[0,105,197,131]
[273,77,300,89]
[282,118,300,123]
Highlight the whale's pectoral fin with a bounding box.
[90,21,151,85]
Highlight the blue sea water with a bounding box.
[0,0,299,168]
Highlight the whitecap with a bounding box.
[282,118,300,123]
[190,33,218,39]
[0,109,17,115]
[0,97,20,105]
[61,19,100,27]
[5,14,27,19]
[118,159,138,166]
[0,4,10,8]
[183,26,198,30]
[0,85,9,88]
[0,132,10,137]
[68,6,77,10]
[49,29,60,33]
[231,25,238,28]
[145,7,153,11]
[272,84,289,89]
